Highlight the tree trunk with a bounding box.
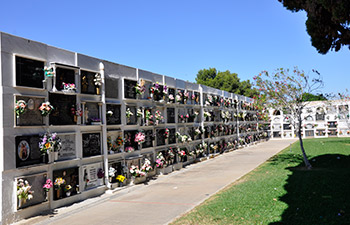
[298,123,312,169]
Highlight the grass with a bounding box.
[171,138,350,225]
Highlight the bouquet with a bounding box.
[54,177,65,190]
[43,179,53,192]
[126,108,133,118]
[15,100,27,118]
[135,79,146,95]
[39,132,61,155]
[17,179,33,201]
[62,82,76,91]
[39,101,54,116]
[134,132,146,144]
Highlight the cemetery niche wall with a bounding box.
[0,32,268,225]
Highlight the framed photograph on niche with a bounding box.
[16,135,43,168]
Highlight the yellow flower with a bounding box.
[45,143,51,148]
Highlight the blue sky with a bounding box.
[1,0,349,94]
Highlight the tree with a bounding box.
[195,68,258,97]
[301,92,327,101]
[279,0,350,54]
[254,68,323,168]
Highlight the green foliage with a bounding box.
[279,0,350,54]
[195,68,258,97]
[302,92,327,102]
[172,138,350,225]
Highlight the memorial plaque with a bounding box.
[58,134,76,160]
[142,130,153,149]
[126,106,137,125]
[167,108,175,123]
[187,109,194,123]
[106,104,121,125]
[168,128,176,144]
[17,173,47,209]
[124,79,137,99]
[49,93,76,125]
[16,135,43,168]
[16,56,44,89]
[214,110,220,122]
[108,160,124,183]
[85,102,100,124]
[105,77,119,99]
[15,96,44,126]
[124,130,139,151]
[81,70,98,95]
[188,128,195,140]
[82,133,101,157]
[156,129,166,146]
[82,162,103,190]
[55,67,75,91]
[53,167,79,200]
[168,88,175,103]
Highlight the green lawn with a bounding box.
[172,138,350,225]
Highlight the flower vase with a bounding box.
[96,87,100,95]
[56,189,61,199]
[45,191,49,201]
[18,198,26,209]
[74,115,77,122]
[53,152,58,161]
[65,191,71,197]
[48,152,54,163]
[97,178,103,186]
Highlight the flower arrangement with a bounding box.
[134,131,146,144]
[54,177,65,190]
[107,110,113,117]
[15,100,27,118]
[192,94,196,100]
[108,167,116,178]
[97,168,105,179]
[177,148,186,158]
[116,136,124,147]
[164,128,169,139]
[194,111,199,117]
[17,179,34,201]
[126,108,134,119]
[62,82,76,92]
[194,128,201,135]
[156,152,166,168]
[155,110,164,122]
[145,109,154,125]
[176,91,183,103]
[39,101,54,116]
[184,91,190,102]
[137,109,143,117]
[204,111,211,118]
[39,132,61,155]
[125,146,135,153]
[168,94,175,103]
[44,66,54,77]
[135,79,146,95]
[129,165,146,177]
[94,73,102,86]
[163,84,168,95]
[150,82,161,95]
[179,114,189,122]
[64,185,72,192]
[43,179,53,192]
[71,105,83,117]
[141,158,153,173]
[206,95,213,105]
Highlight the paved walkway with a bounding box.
[18,139,296,225]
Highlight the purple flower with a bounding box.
[51,133,57,140]
[163,85,167,92]
[155,83,159,89]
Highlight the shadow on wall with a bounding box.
[270,154,350,224]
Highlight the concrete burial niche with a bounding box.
[0,32,266,225]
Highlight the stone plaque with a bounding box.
[15,96,44,126]
[124,130,139,151]
[156,129,166,146]
[82,133,101,157]
[53,167,79,200]
[142,130,153,149]
[82,162,103,190]
[106,104,121,125]
[167,108,175,123]
[55,67,75,91]
[124,79,137,99]
[81,71,98,95]
[17,173,47,209]
[105,77,119,99]
[16,135,43,168]
[49,93,76,125]
[16,56,44,89]
[168,128,176,144]
[85,102,100,125]
[58,134,76,160]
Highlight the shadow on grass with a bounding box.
[270,154,350,225]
